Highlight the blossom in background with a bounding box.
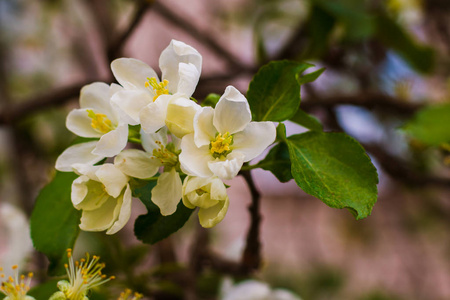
[71,163,132,234]
[110,40,202,135]
[117,289,143,300]
[0,203,33,273]
[220,278,302,300]
[182,175,229,228]
[0,265,35,300]
[180,86,276,180]
[49,249,114,300]
[55,82,128,171]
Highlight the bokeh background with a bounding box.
[1,0,450,299]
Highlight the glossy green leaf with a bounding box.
[297,68,326,86]
[402,103,450,146]
[30,171,80,275]
[28,279,59,300]
[286,132,378,219]
[290,109,323,131]
[257,142,292,182]
[247,60,314,122]
[375,16,435,73]
[134,181,194,245]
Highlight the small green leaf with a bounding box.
[276,122,287,141]
[257,142,292,182]
[290,109,323,131]
[202,93,221,108]
[297,68,325,86]
[286,132,378,219]
[375,16,435,73]
[134,181,194,244]
[402,103,450,146]
[247,60,314,122]
[30,172,81,275]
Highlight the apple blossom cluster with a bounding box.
[55,40,276,234]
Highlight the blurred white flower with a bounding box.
[110,40,202,135]
[0,265,35,300]
[71,163,131,234]
[220,278,302,300]
[55,82,128,171]
[0,203,33,272]
[182,175,229,228]
[180,86,276,180]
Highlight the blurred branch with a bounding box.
[153,1,249,71]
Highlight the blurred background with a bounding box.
[0,0,449,299]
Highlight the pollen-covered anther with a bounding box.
[86,109,116,134]
[210,132,233,159]
[145,77,169,101]
[0,265,34,300]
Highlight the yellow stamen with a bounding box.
[86,109,115,134]
[210,132,233,159]
[145,77,169,101]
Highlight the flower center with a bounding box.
[210,132,233,159]
[0,265,33,300]
[118,289,143,300]
[87,110,115,134]
[152,141,180,169]
[145,77,169,101]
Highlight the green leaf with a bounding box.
[286,132,378,219]
[374,15,435,74]
[290,109,323,131]
[28,279,59,300]
[202,93,221,108]
[297,68,326,86]
[30,171,81,275]
[257,142,292,182]
[247,60,314,122]
[402,103,450,146]
[134,181,194,245]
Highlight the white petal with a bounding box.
[72,163,100,180]
[272,289,303,300]
[198,196,229,228]
[92,123,128,157]
[109,83,123,96]
[106,184,132,234]
[71,176,89,208]
[114,149,159,179]
[194,106,216,147]
[232,121,276,161]
[151,168,182,216]
[79,82,115,117]
[66,109,102,138]
[95,164,128,198]
[111,90,153,125]
[73,179,110,211]
[179,133,213,177]
[182,176,219,209]
[176,63,200,97]
[140,126,169,153]
[165,96,200,138]
[139,95,171,133]
[111,58,158,90]
[55,141,103,172]
[79,196,120,232]
[159,40,202,94]
[213,86,251,135]
[207,152,245,180]
[222,280,271,300]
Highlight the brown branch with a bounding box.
[239,169,262,274]
[153,1,249,71]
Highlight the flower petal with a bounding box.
[79,82,115,118]
[114,149,159,179]
[55,141,103,172]
[222,280,271,300]
[106,184,132,234]
[232,121,276,161]
[272,289,303,300]
[194,106,216,147]
[159,40,202,94]
[111,90,153,125]
[92,123,128,157]
[111,58,158,91]
[72,178,111,211]
[66,109,102,138]
[176,62,200,97]
[140,126,169,153]
[213,86,251,134]
[151,168,182,216]
[139,94,171,133]
[165,95,200,138]
[207,152,245,180]
[198,196,229,228]
[71,175,89,208]
[179,133,213,177]
[79,196,120,232]
[95,164,128,198]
